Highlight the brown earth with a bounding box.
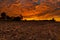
[0,21,60,40]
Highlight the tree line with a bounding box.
[0,12,23,21]
[0,12,56,22]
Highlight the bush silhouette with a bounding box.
[13,16,20,21]
[20,14,23,20]
[13,14,23,21]
[6,15,12,20]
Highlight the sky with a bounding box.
[0,0,60,21]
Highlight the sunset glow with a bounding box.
[0,0,60,21]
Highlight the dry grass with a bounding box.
[0,21,60,40]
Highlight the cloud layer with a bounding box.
[0,0,60,20]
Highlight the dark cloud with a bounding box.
[51,8,60,16]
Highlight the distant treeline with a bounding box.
[0,12,23,21]
[0,12,56,22]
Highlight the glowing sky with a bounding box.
[0,0,60,21]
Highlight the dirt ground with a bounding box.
[0,21,60,40]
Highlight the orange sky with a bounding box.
[0,0,60,21]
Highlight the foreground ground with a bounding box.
[0,21,60,40]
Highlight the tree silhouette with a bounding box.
[1,12,7,19]
[0,12,23,21]
[51,18,55,22]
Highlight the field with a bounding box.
[0,21,60,40]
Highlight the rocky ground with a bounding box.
[0,21,60,40]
